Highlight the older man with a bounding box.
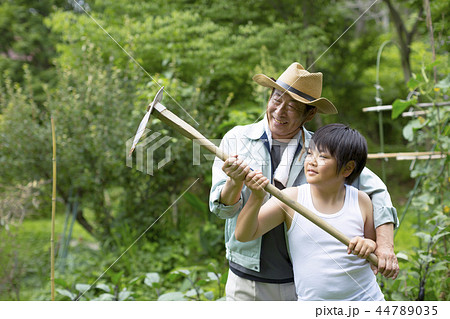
[210,62,399,301]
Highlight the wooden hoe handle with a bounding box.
[153,104,379,267]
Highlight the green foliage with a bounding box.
[382,61,449,301]
[53,244,227,301]
[55,271,137,301]
[0,0,71,103]
[1,0,448,301]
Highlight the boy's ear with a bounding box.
[342,161,355,177]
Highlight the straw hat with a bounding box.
[253,62,337,114]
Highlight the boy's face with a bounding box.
[304,146,342,185]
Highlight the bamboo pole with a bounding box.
[367,151,448,159]
[51,117,56,301]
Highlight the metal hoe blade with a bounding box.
[128,86,165,156]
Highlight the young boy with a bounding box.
[235,123,385,301]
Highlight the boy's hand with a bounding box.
[348,236,376,259]
[244,170,269,199]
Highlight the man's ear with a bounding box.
[342,161,355,177]
[304,108,318,122]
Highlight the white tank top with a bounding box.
[287,184,384,301]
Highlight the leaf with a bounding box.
[414,232,432,243]
[396,252,409,262]
[183,192,208,213]
[204,291,214,300]
[118,290,132,301]
[206,263,217,273]
[56,288,76,300]
[220,271,228,285]
[196,279,207,286]
[407,77,421,91]
[432,231,450,243]
[94,293,115,301]
[144,272,160,287]
[128,276,141,285]
[157,292,186,301]
[54,278,69,288]
[392,98,416,119]
[207,272,219,281]
[184,289,198,298]
[402,119,424,141]
[75,283,91,293]
[95,283,110,293]
[172,269,191,276]
[110,270,124,285]
[418,253,434,264]
[425,60,440,72]
[179,278,192,292]
[429,261,448,273]
[435,75,450,93]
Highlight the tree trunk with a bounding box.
[423,0,437,83]
[383,0,423,83]
[76,209,95,236]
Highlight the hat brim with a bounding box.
[253,74,338,114]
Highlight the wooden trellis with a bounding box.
[362,101,449,182]
[363,102,449,161]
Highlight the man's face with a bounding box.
[266,90,315,140]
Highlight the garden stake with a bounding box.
[51,117,56,301]
[130,89,379,267]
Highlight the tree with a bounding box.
[382,0,424,83]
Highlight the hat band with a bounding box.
[276,80,316,102]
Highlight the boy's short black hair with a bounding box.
[310,123,368,184]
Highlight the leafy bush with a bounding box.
[382,62,449,301]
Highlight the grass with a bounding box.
[0,213,95,300]
[393,205,420,254]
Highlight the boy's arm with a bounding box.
[235,171,286,242]
[360,191,376,242]
[348,191,377,259]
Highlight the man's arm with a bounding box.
[355,167,399,227]
[354,167,399,279]
[219,155,250,206]
[209,132,250,219]
[375,223,398,279]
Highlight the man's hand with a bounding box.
[219,155,251,206]
[373,223,399,279]
[222,155,250,183]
